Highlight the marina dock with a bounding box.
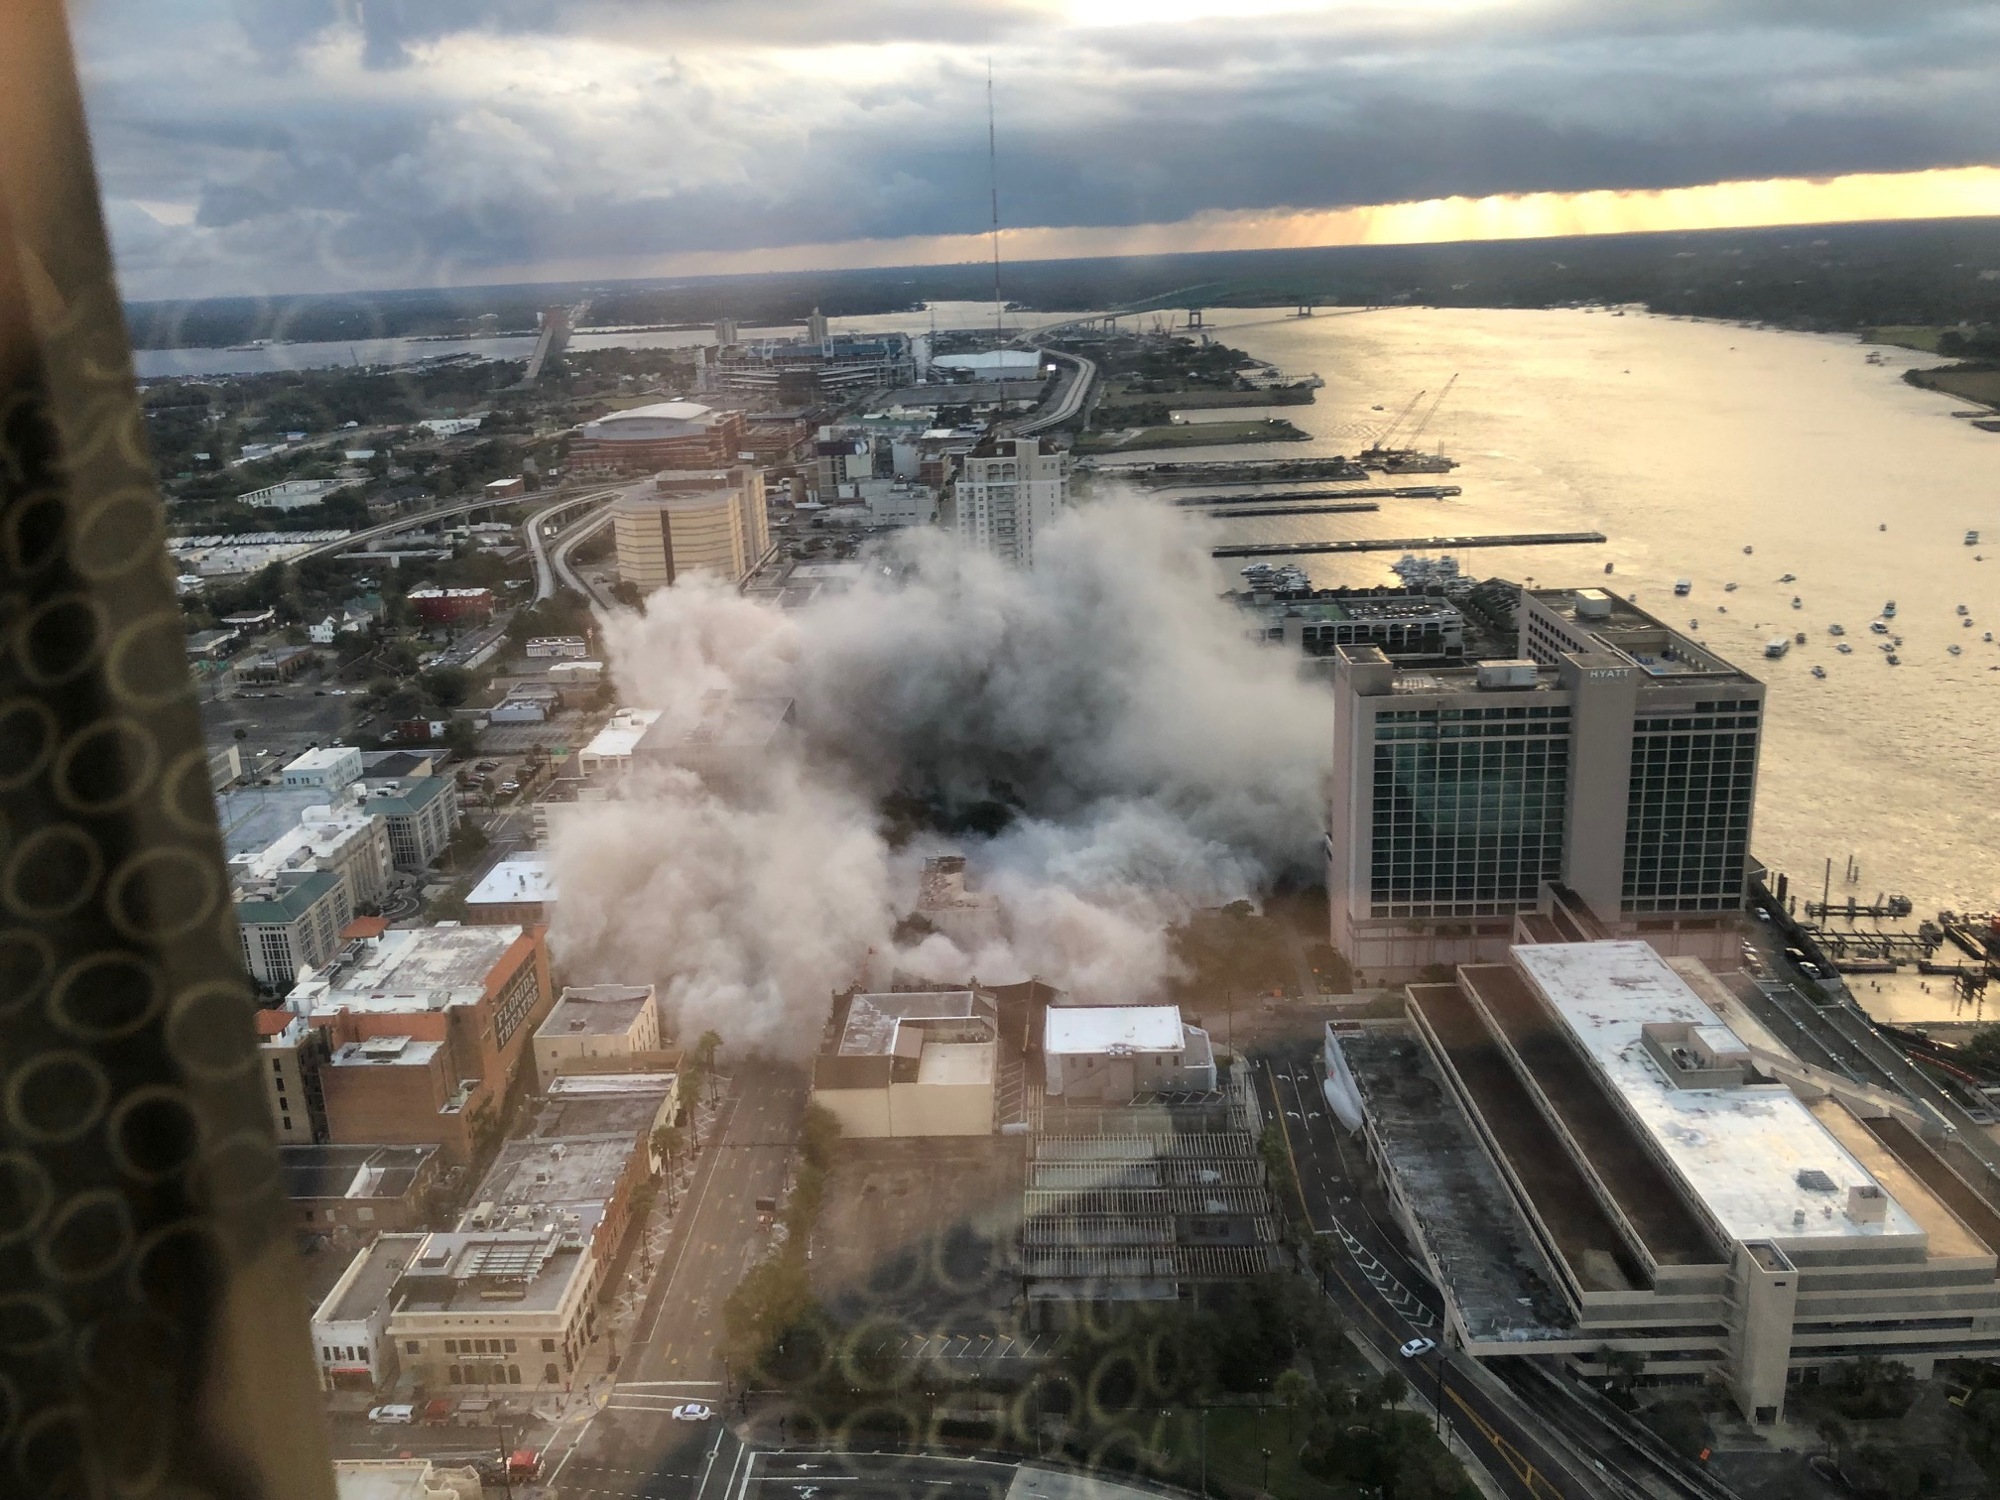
[1169,485,1462,505]
[1208,502,1382,519]
[1212,531,1608,559]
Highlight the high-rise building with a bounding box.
[612,466,768,591]
[944,436,1069,567]
[1327,585,1764,979]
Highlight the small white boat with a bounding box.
[1724,582,1738,592]
[1674,578,1693,596]
[1870,621,1890,635]
[1886,653,1900,665]
[1764,637,1790,659]
[1883,601,1897,618]
[1967,531,1980,546]
[1743,545,1754,555]
[1836,643,1854,654]
[1957,604,1970,616]
[1811,665,1827,679]
[1791,596,1802,609]
[1828,624,1845,636]
[1949,644,1963,656]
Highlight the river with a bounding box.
[1096,306,1999,940]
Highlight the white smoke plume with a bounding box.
[546,494,1333,1056]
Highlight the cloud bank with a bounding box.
[71,0,2000,298]
[545,495,1331,1055]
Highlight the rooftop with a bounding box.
[290,925,527,1015]
[1513,942,1923,1249]
[330,1035,444,1068]
[235,867,342,925]
[391,1229,587,1315]
[1045,1005,1187,1056]
[335,1461,466,1500]
[633,693,795,762]
[526,1089,671,1140]
[465,1135,632,1221]
[467,854,555,909]
[838,990,988,1056]
[281,1143,439,1204]
[581,708,663,764]
[318,1232,425,1324]
[539,986,650,1038]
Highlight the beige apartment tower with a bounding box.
[613,465,768,593]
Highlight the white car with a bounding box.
[1398,1338,1437,1360]
[671,1403,715,1422]
[368,1404,416,1425]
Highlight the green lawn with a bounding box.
[1863,326,1946,353]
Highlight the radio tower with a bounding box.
[987,61,1003,343]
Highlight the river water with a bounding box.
[1096,306,2000,935]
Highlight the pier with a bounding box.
[1211,531,1608,560]
[1169,485,1461,505]
[1208,502,1382,519]
[1099,456,1372,486]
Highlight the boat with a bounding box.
[1882,601,1897,618]
[1886,653,1900,665]
[1743,545,1754,555]
[1965,618,1975,629]
[1949,644,1963,656]
[1764,638,1790,659]
[1724,582,1738,592]
[1870,621,1890,635]
[1779,573,1797,583]
[1718,605,1728,613]
[1791,596,1802,609]
[1829,624,1845,636]
[1795,632,1807,645]
[1879,523,1888,532]
[1957,604,1970,616]
[1836,643,1854,654]
[1812,665,1827,679]
[1674,578,1693,596]
[1985,633,1994,643]
[1968,531,1981,546]
[1689,618,1701,629]
[1603,562,1615,574]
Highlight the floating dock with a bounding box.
[1209,502,1382,519]
[1104,457,1372,486]
[1170,485,1461,506]
[1211,531,1608,559]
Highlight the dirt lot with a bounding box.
[811,1136,1026,1332]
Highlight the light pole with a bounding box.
[1260,1446,1272,1495]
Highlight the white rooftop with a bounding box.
[467,853,555,908]
[580,708,663,765]
[1045,1005,1186,1056]
[1513,941,1924,1249]
[289,925,526,1015]
[284,745,362,774]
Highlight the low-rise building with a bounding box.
[408,587,495,625]
[576,708,662,778]
[465,853,555,927]
[532,985,658,1090]
[916,854,1003,950]
[1043,1005,1216,1100]
[811,990,997,1138]
[242,478,339,510]
[283,745,364,794]
[526,636,591,659]
[282,1143,442,1234]
[335,1458,482,1500]
[386,1226,598,1393]
[313,1232,422,1392]
[237,869,348,989]
[357,775,460,871]
[238,645,315,683]
[186,627,239,660]
[288,923,554,1164]
[630,692,794,787]
[488,682,562,724]
[1338,935,2000,1422]
[460,1129,646,1272]
[229,794,394,916]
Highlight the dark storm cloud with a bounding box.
[71,0,2000,298]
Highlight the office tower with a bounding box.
[1327,586,1763,978]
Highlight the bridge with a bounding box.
[521,298,590,384]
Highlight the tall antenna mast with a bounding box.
[987,60,1003,342]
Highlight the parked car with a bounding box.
[367,1404,415,1425]
[421,1397,457,1426]
[671,1403,714,1422]
[1398,1338,1436,1359]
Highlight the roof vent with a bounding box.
[1796,1169,1838,1193]
[1846,1184,1888,1224]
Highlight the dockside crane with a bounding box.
[1404,373,1459,453]
[1370,388,1426,451]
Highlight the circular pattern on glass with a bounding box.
[107,611,197,711]
[108,1087,202,1182]
[13,594,106,687]
[0,698,57,791]
[5,1050,111,1144]
[159,745,219,834]
[0,930,55,1018]
[199,1129,282,1208]
[35,1189,134,1285]
[0,1154,55,1247]
[106,845,218,944]
[2,487,68,577]
[3,824,103,919]
[164,982,255,1081]
[52,717,157,814]
[70,487,162,581]
[47,952,165,1041]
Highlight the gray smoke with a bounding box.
[546,493,1333,1056]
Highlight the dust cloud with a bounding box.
[546,494,1333,1056]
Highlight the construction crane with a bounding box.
[1370,389,1426,451]
[1405,373,1459,452]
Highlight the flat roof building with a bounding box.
[812,990,997,1138]
[1328,583,1765,981]
[1340,936,2000,1422]
[465,853,555,927]
[382,1226,598,1394]
[1043,1004,1216,1101]
[630,691,794,786]
[532,984,659,1091]
[573,400,747,475]
[281,1143,442,1235]
[577,708,662,778]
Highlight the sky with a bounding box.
[70,0,2000,302]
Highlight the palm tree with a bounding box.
[1274,1368,1315,1442]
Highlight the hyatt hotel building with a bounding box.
[1327,586,1764,979]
